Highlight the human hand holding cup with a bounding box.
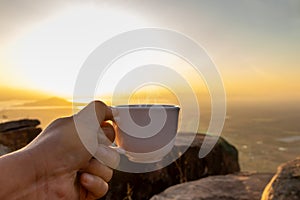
[112,104,180,163]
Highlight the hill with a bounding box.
[0,86,49,101]
[20,97,72,107]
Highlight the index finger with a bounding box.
[92,101,113,121]
[86,100,113,121]
[76,101,113,125]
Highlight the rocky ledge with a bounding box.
[0,119,42,155]
[100,133,240,200]
[261,157,300,200]
[151,157,300,200]
[150,172,273,200]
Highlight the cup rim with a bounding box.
[112,104,180,109]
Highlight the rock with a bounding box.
[100,133,240,200]
[0,119,40,132]
[261,157,300,200]
[150,172,273,200]
[0,119,42,155]
[0,144,10,155]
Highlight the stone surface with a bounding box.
[261,157,300,200]
[0,144,10,155]
[150,172,273,200]
[0,119,40,132]
[0,119,42,154]
[100,133,240,200]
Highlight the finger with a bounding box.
[72,101,114,156]
[100,121,115,142]
[83,158,113,182]
[80,173,108,199]
[75,101,113,131]
[97,127,113,146]
[92,101,113,121]
[94,144,120,169]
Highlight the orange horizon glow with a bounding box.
[0,3,299,104]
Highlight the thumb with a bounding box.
[73,101,113,156]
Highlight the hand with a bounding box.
[0,101,119,199]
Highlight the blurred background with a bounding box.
[0,0,299,172]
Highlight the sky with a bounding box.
[0,0,299,102]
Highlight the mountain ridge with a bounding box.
[19,97,72,107]
[0,86,50,101]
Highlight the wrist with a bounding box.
[0,148,41,199]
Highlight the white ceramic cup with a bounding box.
[112,104,180,163]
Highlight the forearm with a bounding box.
[0,148,40,199]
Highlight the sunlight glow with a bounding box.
[93,49,210,108]
[10,5,147,96]
[95,50,209,102]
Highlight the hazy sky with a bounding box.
[0,0,299,101]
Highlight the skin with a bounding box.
[0,101,119,200]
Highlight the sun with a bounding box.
[10,5,147,97]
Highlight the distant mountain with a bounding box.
[20,97,72,107]
[0,86,49,101]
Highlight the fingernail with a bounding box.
[113,116,120,123]
[111,107,118,115]
[113,147,126,154]
[82,173,93,184]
